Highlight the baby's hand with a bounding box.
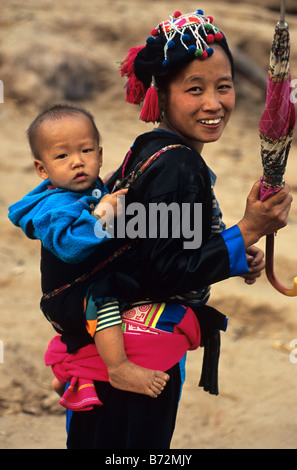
[241,245,265,285]
[93,189,127,220]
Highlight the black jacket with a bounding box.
[40,130,231,352]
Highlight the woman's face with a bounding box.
[159,46,235,154]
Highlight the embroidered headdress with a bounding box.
[119,9,232,123]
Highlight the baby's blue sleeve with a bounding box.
[33,196,111,263]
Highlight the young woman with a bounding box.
[42,10,292,449]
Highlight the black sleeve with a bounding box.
[122,146,231,299]
[42,142,234,352]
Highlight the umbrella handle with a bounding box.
[265,233,297,296]
[280,0,286,24]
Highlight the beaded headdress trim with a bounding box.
[149,10,224,66]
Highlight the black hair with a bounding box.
[27,104,101,158]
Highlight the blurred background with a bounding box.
[0,0,297,449]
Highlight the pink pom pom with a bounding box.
[151,28,159,37]
[140,84,161,123]
[215,32,223,41]
[201,51,208,60]
[207,16,214,23]
[206,34,214,43]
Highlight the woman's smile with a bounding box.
[198,117,223,126]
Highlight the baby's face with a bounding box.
[34,114,102,192]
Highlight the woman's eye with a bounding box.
[188,86,203,93]
[218,84,232,91]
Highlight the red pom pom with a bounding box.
[151,28,159,37]
[206,34,214,43]
[207,16,214,23]
[201,51,208,60]
[174,10,182,18]
[215,32,223,41]
[140,84,161,123]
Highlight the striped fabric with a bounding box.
[96,300,122,333]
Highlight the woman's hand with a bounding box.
[237,180,292,248]
[241,245,265,285]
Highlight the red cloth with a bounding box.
[45,306,200,411]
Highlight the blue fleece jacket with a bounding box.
[8,179,111,263]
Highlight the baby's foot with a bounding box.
[108,360,170,398]
[52,378,66,397]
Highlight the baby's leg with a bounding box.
[95,324,169,398]
[52,377,66,397]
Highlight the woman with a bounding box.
[43,10,292,449]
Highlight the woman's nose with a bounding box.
[201,91,222,112]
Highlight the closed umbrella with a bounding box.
[259,0,297,295]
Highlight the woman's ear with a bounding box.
[34,159,48,180]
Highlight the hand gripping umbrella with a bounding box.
[259,0,296,295]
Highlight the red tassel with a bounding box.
[120,45,146,104]
[120,46,145,78]
[126,74,146,105]
[140,82,162,123]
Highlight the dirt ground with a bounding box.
[1,0,297,450]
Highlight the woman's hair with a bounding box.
[27,104,101,158]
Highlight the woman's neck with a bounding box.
[157,121,204,154]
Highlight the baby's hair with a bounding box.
[27,104,101,158]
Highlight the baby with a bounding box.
[8,104,169,398]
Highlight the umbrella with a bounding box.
[259,0,297,295]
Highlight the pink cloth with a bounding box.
[260,178,282,201]
[45,306,200,411]
[259,76,296,139]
